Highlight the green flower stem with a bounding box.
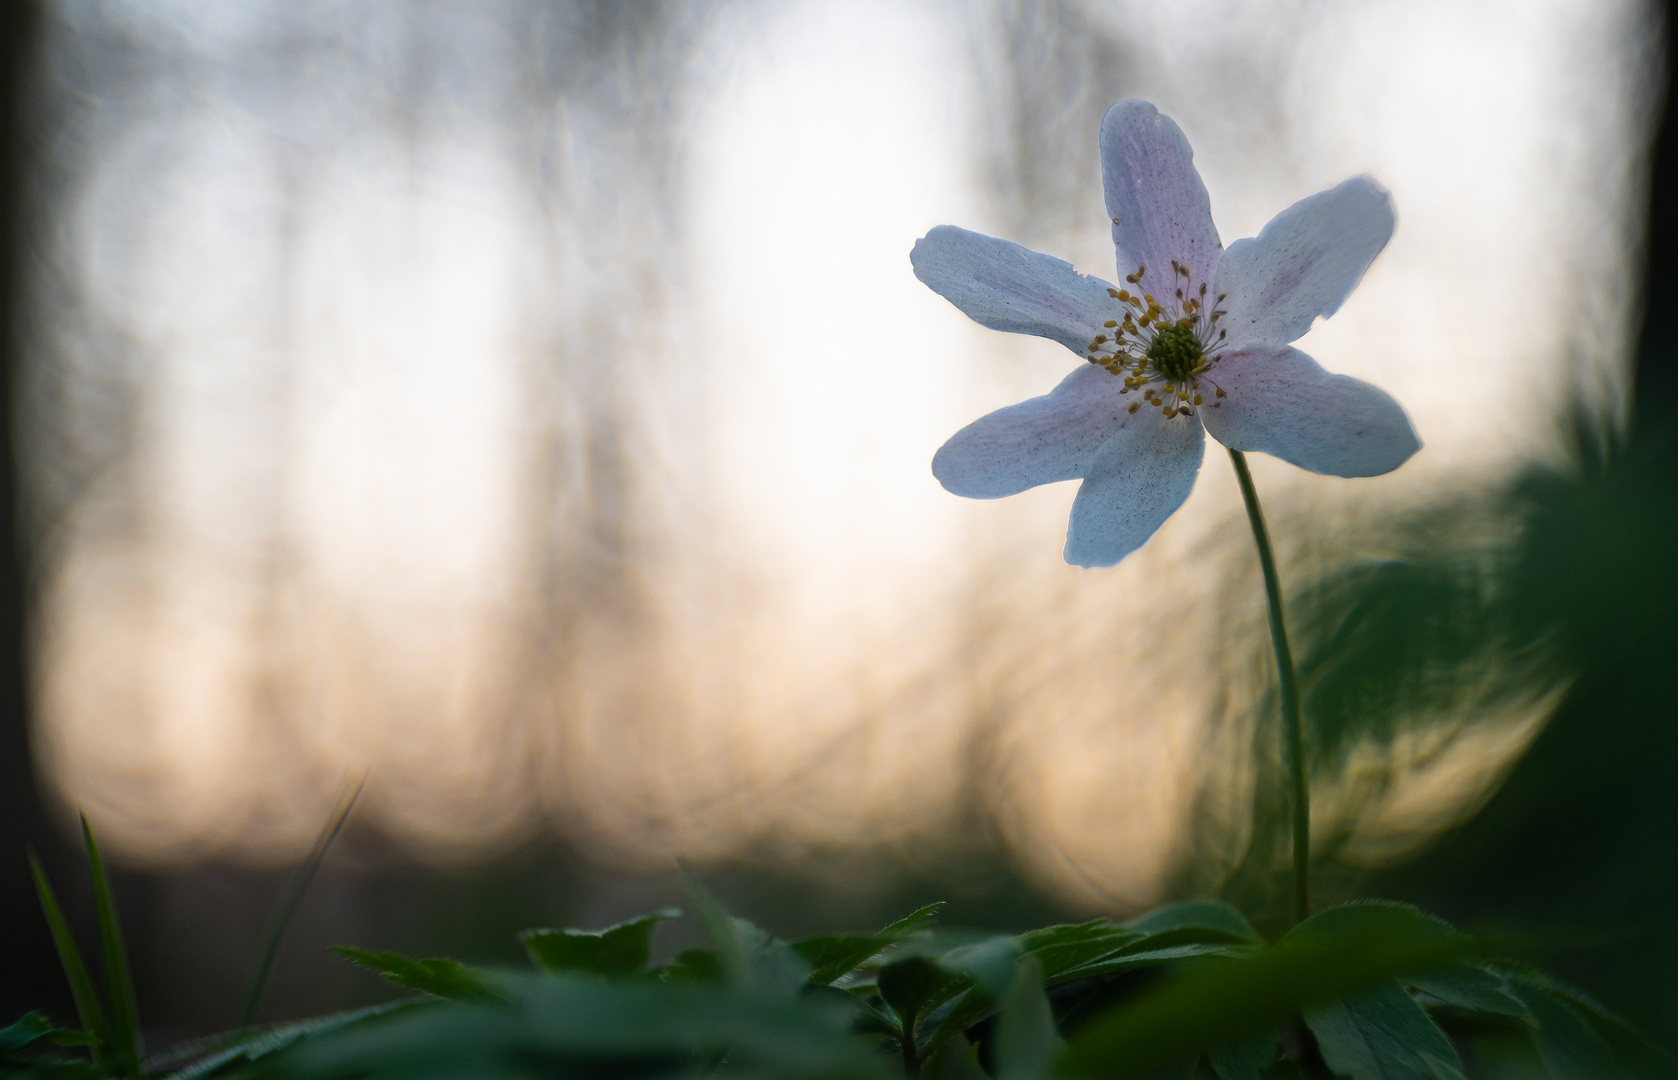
[1228,449,1309,923]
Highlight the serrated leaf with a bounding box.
[793,934,895,986]
[1284,902,1460,953]
[1018,920,1144,979]
[1506,978,1626,1080]
[794,903,949,986]
[1304,981,1463,1080]
[1404,965,1531,1021]
[1125,902,1264,945]
[151,1000,425,1080]
[880,902,945,936]
[1205,1030,1277,1080]
[519,908,678,978]
[1061,900,1475,1078]
[330,947,507,1006]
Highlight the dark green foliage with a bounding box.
[76,820,139,1080]
[519,908,679,977]
[1203,1031,1277,1080]
[1402,966,1529,1022]
[0,1013,96,1080]
[1122,903,1262,945]
[327,949,506,1006]
[27,854,107,1072]
[14,849,1650,1080]
[878,956,966,1033]
[267,974,889,1080]
[991,957,1060,1080]
[1502,971,1632,1080]
[794,903,945,986]
[146,1003,425,1080]
[1059,902,1474,1077]
[661,947,727,986]
[1303,981,1462,1080]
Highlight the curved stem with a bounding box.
[1228,449,1309,923]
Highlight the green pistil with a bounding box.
[1145,323,1203,382]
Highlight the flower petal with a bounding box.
[1064,407,1205,568]
[911,226,1118,354]
[1099,101,1221,305]
[1212,176,1395,348]
[933,365,1129,498]
[1199,345,1419,477]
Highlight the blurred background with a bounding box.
[3,0,1677,1055]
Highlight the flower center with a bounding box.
[1082,260,1229,419]
[1146,325,1202,382]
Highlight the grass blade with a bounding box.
[28,848,109,1071]
[81,814,142,1077]
[238,776,365,1027]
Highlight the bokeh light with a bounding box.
[28,0,1656,912]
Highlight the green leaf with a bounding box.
[940,936,1025,998]
[793,902,948,986]
[519,908,679,978]
[1018,920,1145,979]
[793,933,896,986]
[659,947,725,986]
[1205,1030,1277,1080]
[277,973,891,1080]
[80,816,142,1078]
[1304,981,1463,1080]
[1061,900,1475,1078]
[922,1033,989,1080]
[330,947,507,1006]
[680,863,756,991]
[1284,902,1460,953]
[994,956,1063,1080]
[912,937,1027,1053]
[1505,976,1626,1080]
[1054,942,1256,983]
[1124,902,1264,945]
[148,1000,425,1080]
[0,1013,83,1055]
[877,956,967,1034]
[880,902,945,937]
[28,849,109,1072]
[1404,965,1531,1021]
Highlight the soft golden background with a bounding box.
[29,0,1655,912]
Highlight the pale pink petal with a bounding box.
[1099,101,1221,309]
[911,226,1119,355]
[933,365,1130,498]
[1064,407,1205,567]
[1199,345,1419,477]
[1213,176,1395,348]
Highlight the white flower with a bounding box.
[912,100,1420,567]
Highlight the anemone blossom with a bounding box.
[912,100,1420,567]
